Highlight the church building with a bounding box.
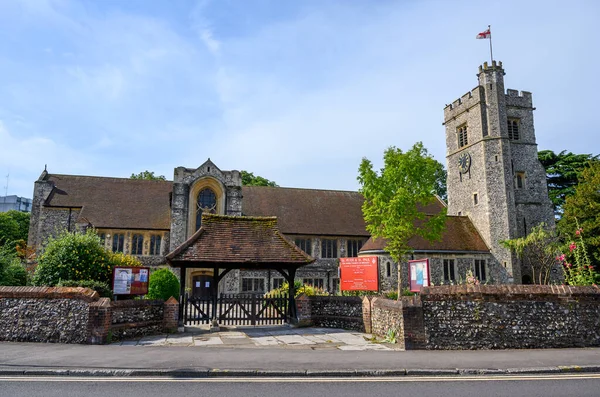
[27,61,554,292]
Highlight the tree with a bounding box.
[538,150,599,217]
[558,162,600,267]
[433,160,447,202]
[147,268,180,301]
[0,210,30,247]
[130,170,166,180]
[241,170,278,187]
[358,142,447,271]
[501,223,560,284]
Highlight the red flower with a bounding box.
[569,243,577,252]
[567,263,573,268]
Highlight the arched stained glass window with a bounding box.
[196,188,217,230]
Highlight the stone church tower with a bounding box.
[443,61,555,283]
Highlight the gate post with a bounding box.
[178,268,187,329]
[287,267,298,324]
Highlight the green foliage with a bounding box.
[383,328,398,344]
[147,268,180,301]
[57,279,113,298]
[384,290,398,300]
[341,290,377,297]
[240,170,278,187]
[558,162,600,267]
[108,252,143,268]
[501,223,560,284]
[130,170,166,180]
[401,288,416,296]
[0,245,28,286]
[33,230,110,286]
[357,142,447,265]
[538,150,599,217]
[0,210,30,247]
[432,160,448,202]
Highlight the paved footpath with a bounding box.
[1,326,600,377]
[112,325,394,351]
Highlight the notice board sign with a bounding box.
[408,259,430,292]
[340,256,379,291]
[112,266,150,295]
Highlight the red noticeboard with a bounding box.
[408,259,430,292]
[112,267,150,295]
[340,256,379,291]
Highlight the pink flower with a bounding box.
[557,254,566,262]
[576,228,583,236]
[590,266,595,270]
[569,243,577,252]
[567,263,573,268]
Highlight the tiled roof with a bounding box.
[241,186,374,236]
[360,216,490,253]
[44,174,172,230]
[166,214,315,265]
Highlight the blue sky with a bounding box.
[1,0,598,199]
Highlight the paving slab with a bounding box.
[250,336,281,346]
[275,335,316,345]
[194,337,223,346]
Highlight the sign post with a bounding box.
[340,256,379,291]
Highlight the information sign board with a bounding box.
[408,259,430,292]
[112,266,150,295]
[340,256,379,291]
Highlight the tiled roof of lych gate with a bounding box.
[242,186,373,236]
[44,174,172,230]
[166,213,315,265]
[360,215,490,253]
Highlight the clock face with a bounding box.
[458,152,471,174]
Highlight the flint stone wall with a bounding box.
[0,286,98,343]
[297,295,366,332]
[0,287,179,344]
[421,284,600,349]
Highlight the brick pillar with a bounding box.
[163,296,179,333]
[362,296,373,334]
[87,298,112,345]
[295,294,313,326]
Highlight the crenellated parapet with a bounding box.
[505,89,533,108]
[443,86,485,122]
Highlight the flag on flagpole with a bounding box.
[476,28,491,39]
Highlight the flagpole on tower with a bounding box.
[488,25,493,64]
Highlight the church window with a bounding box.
[131,234,144,255]
[294,238,312,255]
[272,278,285,290]
[515,172,526,189]
[321,239,338,258]
[195,188,217,231]
[508,119,520,140]
[242,278,265,293]
[473,193,479,205]
[346,239,363,257]
[457,125,468,148]
[474,259,486,282]
[150,235,162,256]
[303,278,324,289]
[99,233,106,246]
[443,259,456,282]
[112,234,124,253]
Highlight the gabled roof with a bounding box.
[360,215,490,253]
[241,186,372,236]
[44,174,172,230]
[166,213,315,266]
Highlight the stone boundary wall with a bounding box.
[296,295,367,332]
[420,284,600,349]
[370,297,404,349]
[0,287,179,344]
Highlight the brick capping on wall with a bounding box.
[420,284,600,301]
[0,287,179,344]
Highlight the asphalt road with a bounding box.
[1,374,600,397]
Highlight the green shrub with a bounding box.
[384,290,398,300]
[266,281,329,298]
[0,246,28,286]
[57,279,112,298]
[147,268,180,301]
[33,230,110,286]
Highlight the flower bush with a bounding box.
[465,269,480,285]
[33,230,110,286]
[557,221,598,286]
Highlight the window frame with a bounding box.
[150,234,162,256]
[474,259,487,282]
[443,259,456,282]
[346,239,363,257]
[457,125,468,148]
[302,278,325,289]
[294,238,312,256]
[241,277,265,293]
[112,233,125,253]
[131,234,144,255]
[507,118,520,140]
[321,239,338,258]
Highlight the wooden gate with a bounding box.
[183,293,289,325]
